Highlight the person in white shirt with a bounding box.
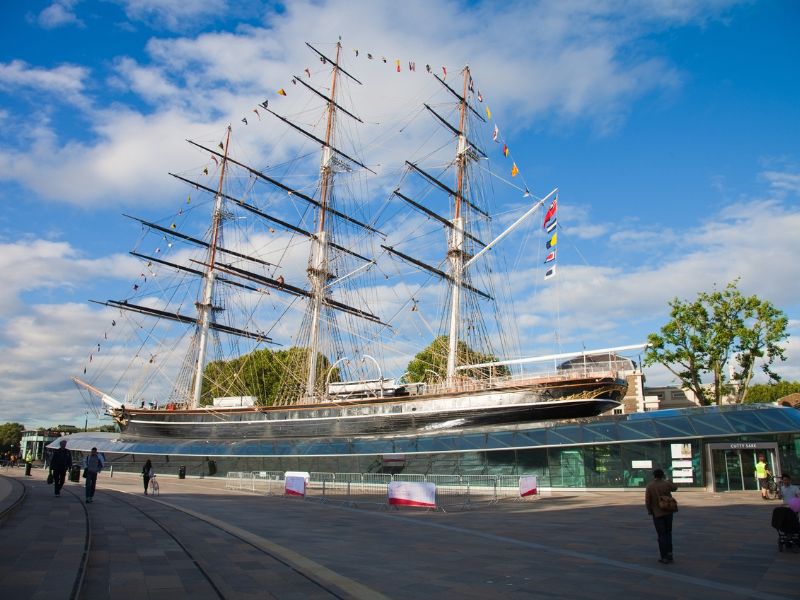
[779,473,800,505]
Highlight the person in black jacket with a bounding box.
[142,459,153,495]
[645,468,679,564]
[49,439,72,497]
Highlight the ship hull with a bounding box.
[114,377,625,440]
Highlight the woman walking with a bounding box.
[142,459,154,495]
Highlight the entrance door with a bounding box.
[712,448,777,492]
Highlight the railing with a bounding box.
[420,361,630,397]
[224,471,534,511]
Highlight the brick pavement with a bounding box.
[1,468,798,599]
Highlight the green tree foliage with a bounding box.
[744,381,800,404]
[644,281,789,405]
[0,422,24,451]
[200,347,336,406]
[406,336,510,383]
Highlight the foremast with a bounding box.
[190,125,232,408]
[305,42,342,399]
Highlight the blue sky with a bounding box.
[1,0,798,428]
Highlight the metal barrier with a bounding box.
[223,471,538,510]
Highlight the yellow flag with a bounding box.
[486,105,491,119]
[277,88,287,96]
[511,163,519,177]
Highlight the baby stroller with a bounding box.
[771,506,800,552]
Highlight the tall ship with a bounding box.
[73,41,636,440]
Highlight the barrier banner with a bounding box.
[285,475,306,497]
[388,481,436,508]
[519,475,537,497]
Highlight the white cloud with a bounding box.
[115,0,229,31]
[0,239,139,315]
[37,0,84,29]
[0,60,89,105]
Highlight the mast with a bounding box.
[305,41,342,399]
[190,125,232,408]
[445,68,471,383]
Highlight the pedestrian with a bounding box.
[755,455,770,500]
[779,473,800,505]
[24,449,33,476]
[142,459,154,495]
[645,468,678,564]
[82,447,105,503]
[50,439,72,497]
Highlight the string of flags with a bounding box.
[543,197,558,281]
[200,43,532,190]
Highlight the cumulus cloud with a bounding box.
[36,0,84,29]
[0,60,90,106]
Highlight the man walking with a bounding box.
[83,447,104,503]
[50,440,72,496]
[645,468,679,564]
[24,449,34,476]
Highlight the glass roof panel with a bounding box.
[653,417,696,438]
[546,425,583,445]
[581,422,618,443]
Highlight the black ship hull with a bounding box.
[114,378,624,440]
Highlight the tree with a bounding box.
[0,422,24,451]
[406,336,510,383]
[743,381,800,404]
[644,281,789,405]
[201,346,337,406]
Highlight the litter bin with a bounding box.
[178,465,186,479]
[69,464,81,482]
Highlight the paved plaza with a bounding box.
[0,468,798,599]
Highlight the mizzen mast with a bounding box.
[190,125,232,408]
[445,67,472,384]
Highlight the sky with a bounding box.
[0,0,798,429]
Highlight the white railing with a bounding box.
[224,471,535,511]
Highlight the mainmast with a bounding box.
[190,125,232,408]
[445,68,471,384]
[305,42,342,399]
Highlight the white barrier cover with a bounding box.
[285,475,306,497]
[519,475,537,497]
[388,481,436,508]
[284,470,310,482]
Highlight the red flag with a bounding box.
[396,59,401,72]
[543,198,557,229]
[503,144,508,157]
[305,68,311,78]
[442,66,447,78]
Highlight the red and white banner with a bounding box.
[388,481,436,508]
[519,476,538,497]
[284,475,306,497]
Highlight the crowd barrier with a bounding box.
[224,471,537,511]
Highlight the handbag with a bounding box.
[47,472,54,485]
[658,494,678,513]
[82,469,88,478]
